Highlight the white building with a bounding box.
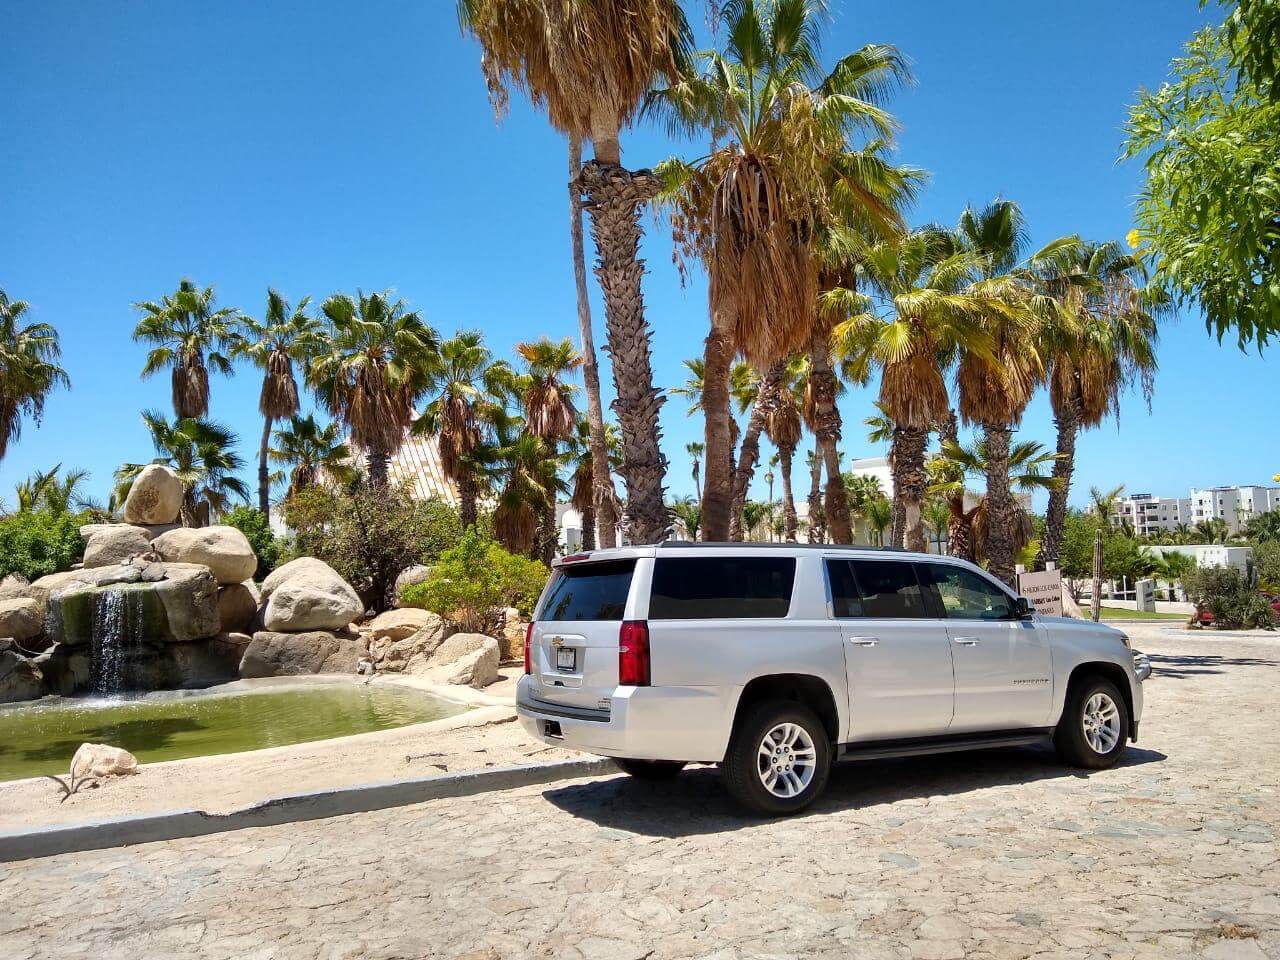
[1109,493,1191,536]
[1188,485,1280,534]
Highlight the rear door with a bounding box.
[828,557,955,741]
[529,557,636,712]
[918,561,1053,732]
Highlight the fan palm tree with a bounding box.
[308,291,441,488]
[863,496,893,547]
[114,411,249,526]
[686,441,705,504]
[566,417,621,551]
[729,361,785,539]
[133,279,239,419]
[668,495,701,541]
[269,414,357,499]
[651,0,908,541]
[829,229,991,553]
[414,331,514,529]
[459,0,692,546]
[515,337,582,562]
[475,411,565,559]
[1036,241,1163,566]
[805,447,825,543]
[232,290,321,519]
[0,290,70,463]
[923,497,951,554]
[1193,517,1230,544]
[764,359,804,541]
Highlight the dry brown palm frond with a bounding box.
[972,497,1035,565]
[494,496,539,556]
[334,360,411,455]
[766,389,802,451]
[880,349,950,430]
[172,351,210,419]
[571,461,593,514]
[259,350,299,421]
[436,394,480,483]
[524,379,577,441]
[956,343,1042,428]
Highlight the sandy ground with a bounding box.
[0,667,578,831]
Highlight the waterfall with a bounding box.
[90,589,144,696]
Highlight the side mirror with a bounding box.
[1015,597,1035,620]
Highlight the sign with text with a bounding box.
[1018,569,1064,617]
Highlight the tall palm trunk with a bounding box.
[536,494,557,565]
[366,450,390,489]
[701,305,736,541]
[949,504,977,562]
[577,159,666,545]
[257,418,272,518]
[568,135,619,549]
[458,473,478,530]
[807,453,826,543]
[807,336,853,543]
[1043,396,1080,568]
[729,362,783,541]
[779,446,797,542]
[892,425,929,552]
[581,500,597,551]
[692,462,702,503]
[983,423,1016,585]
[888,432,906,547]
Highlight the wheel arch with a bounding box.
[731,673,841,747]
[1064,661,1137,738]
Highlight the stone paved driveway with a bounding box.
[3,628,1278,960]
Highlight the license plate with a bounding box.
[556,647,577,672]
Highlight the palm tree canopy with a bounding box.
[233,289,322,421]
[928,437,1062,500]
[0,289,70,460]
[133,279,239,418]
[114,411,250,518]
[515,336,582,442]
[11,464,97,515]
[269,414,358,495]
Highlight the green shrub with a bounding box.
[0,510,85,581]
[401,529,548,632]
[1255,541,1280,594]
[282,484,464,610]
[222,506,282,580]
[1183,565,1276,630]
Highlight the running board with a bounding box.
[837,728,1052,762]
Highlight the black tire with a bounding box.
[721,699,832,816]
[1054,677,1130,769]
[614,758,687,780]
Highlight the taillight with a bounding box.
[618,620,650,687]
[524,622,534,675]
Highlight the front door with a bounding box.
[827,558,955,742]
[919,562,1053,733]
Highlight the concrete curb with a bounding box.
[0,757,616,864]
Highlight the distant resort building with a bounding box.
[382,428,460,506]
[1109,484,1280,535]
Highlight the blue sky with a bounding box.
[2,0,1272,512]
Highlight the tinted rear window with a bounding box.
[826,559,928,619]
[649,557,796,619]
[538,559,636,621]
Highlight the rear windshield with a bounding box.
[649,557,796,619]
[538,559,636,621]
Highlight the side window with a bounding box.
[825,559,863,617]
[649,557,796,619]
[844,559,928,619]
[922,563,1015,621]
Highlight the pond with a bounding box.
[0,683,469,782]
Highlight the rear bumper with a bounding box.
[516,674,733,763]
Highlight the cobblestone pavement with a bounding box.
[3,629,1278,960]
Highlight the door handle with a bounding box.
[952,636,982,646]
[848,637,879,647]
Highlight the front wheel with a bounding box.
[614,758,686,780]
[721,700,832,816]
[1054,678,1130,769]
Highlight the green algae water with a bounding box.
[0,684,468,782]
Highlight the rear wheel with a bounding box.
[614,758,686,780]
[1054,677,1130,769]
[722,700,831,816]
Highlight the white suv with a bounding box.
[517,543,1147,815]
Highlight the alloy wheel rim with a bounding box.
[1082,692,1120,754]
[756,722,817,798]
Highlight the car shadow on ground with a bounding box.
[1149,653,1278,679]
[541,745,1168,839]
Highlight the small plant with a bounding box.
[222,505,281,579]
[401,529,548,632]
[43,770,97,803]
[1183,565,1277,631]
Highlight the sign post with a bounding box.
[1018,568,1064,617]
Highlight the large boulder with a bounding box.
[167,633,250,687]
[423,632,500,689]
[368,612,454,675]
[366,608,447,643]
[33,644,90,696]
[34,562,220,646]
[261,556,337,601]
[152,526,257,585]
[240,630,369,678]
[0,597,44,641]
[499,607,529,662]
[0,573,32,601]
[70,743,139,778]
[123,464,183,525]
[261,560,363,632]
[82,525,155,568]
[217,583,258,634]
[0,649,44,703]
[393,564,433,607]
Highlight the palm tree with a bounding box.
[477,412,564,559]
[269,414,357,499]
[566,417,621,551]
[1090,484,1126,525]
[566,134,620,548]
[923,497,951,554]
[730,361,784,539]
[516,337,582,562]
[864,496,893,547]
[830,229,990,553]
[12,464,97,516]
[114,411,249,526]
[133,279,239,419]
[0,290,70,462]
[414,331,513,529]
[765,360,804,542]
[459,0,692,546]
[686,441,705,504]
[1036,241,1163,566]
[1149,549,1196,600]
[805,447,825,543]
[1193,518,1230,544]
[668,495,701,541]
[232,290,321,520]
[650,0,908,541]
[309,291,441,488]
